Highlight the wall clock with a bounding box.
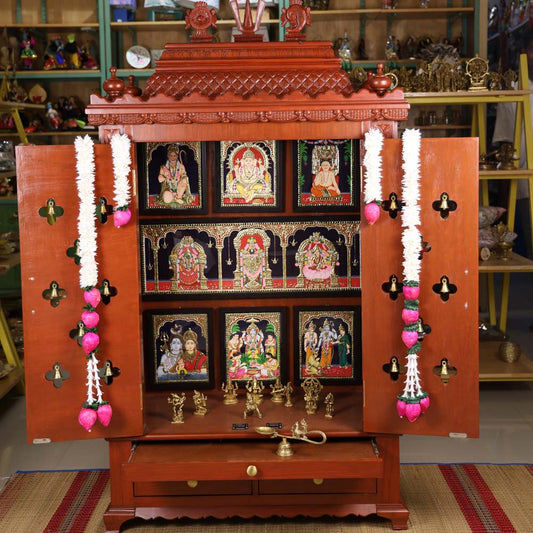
[126,45,151,69]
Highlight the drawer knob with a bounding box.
[246,465,258,477]
[313,478,324,485]
[187,480,198,488]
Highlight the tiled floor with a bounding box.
[1,275,532,492]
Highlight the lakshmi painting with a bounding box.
[221,309,286,385]
[144,309,213,390]
[138,142,206,214]
[295,139,357,211]
[294,307,361,385]
[217,140,281,211]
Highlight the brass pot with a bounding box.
[498,341,522,363]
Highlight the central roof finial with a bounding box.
[229,0,266,42]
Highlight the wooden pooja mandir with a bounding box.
[16,7,479,532]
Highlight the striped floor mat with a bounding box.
[0,465,532,532]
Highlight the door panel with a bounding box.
[362,138,479,437]
[17,144,143,442]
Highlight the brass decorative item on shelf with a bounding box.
[498,341,522,363]
[193,390,208,416]
[466,56,490,91]
[324,392,334,419]
[301,376,323,414]
[270,376,285,403]
[222,377,239,404]
[284,381,294,407]
[243,391,262,419]
[246,376,265,405]
[255,418,327,456]
[168,392,186,424]
[494,222,516,260]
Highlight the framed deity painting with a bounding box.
[294,139,358,211]
[144,309,214,390]
[294,306,362,385]
[138,141,206,215]
[215,140,282,211]
[221,308,286,386]
[140,218,361,298]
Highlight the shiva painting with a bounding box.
[217,140,281,211]
[295,307,361,385]
[139,142,205,214]
[295,139,357,211]
[144,309,213,390]
[222,309,286,385]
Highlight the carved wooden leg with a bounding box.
[376,503,409,530]
[103,507,136,533]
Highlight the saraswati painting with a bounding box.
[139,142,205,214]
[217,140,280,210]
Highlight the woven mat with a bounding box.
[1,465,532,532]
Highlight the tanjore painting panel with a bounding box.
[221,308,286,386]
[144,309,214,390]
[140,219,361,297]
[294,307,362,385]
[294,139,358,211]
[138,141,206,214]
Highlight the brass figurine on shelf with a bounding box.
[254,418,327,456]
[270,376,285,403]
[495,142,518,170]
[301,376,323,414]
[222,377,239,404]
[494,221,517,260]
[324,392,334,419]
[243,392,262,419]
[193,390,208,416]
[284,381,294,407]
[246,376,265,405]
[168,392,186,424]
[466,56,489,91]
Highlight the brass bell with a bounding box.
[440,359,449,377]
[99,200,107,215]
[102,281,110,296]
[77,321,85,337]
[105,362,113,377]
[440,277,450,294]
[389,193,399,211]
[416,319,424,333]
[439,193,449,211]
[47,200,55,216]
[391,357,399,373]
[53,364,62,380]
[50,282,59,298]
[390,276,398,292]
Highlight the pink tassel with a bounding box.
[364,202,381,225]
[401,330,418,348]
[82,331,100,354]
[420,396,430,413]
[402,308,419,325]
[403,285,420,299]
[78,407,97,432]
[114,208,131,228]
[396,399,407,418]
[83,288,101,308]
[405,402,421,423]
[97,404,113,427]
[81,310,99,329]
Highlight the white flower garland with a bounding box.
[397,129,429,422]
[75,135,98,289]
[363,128,384,204]
[111,133,132,209]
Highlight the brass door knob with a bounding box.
[246,465,258,477]
[187,480,198,488]
[313,478,324,485]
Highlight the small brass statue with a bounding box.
[255,418,327,456]
[168,392,186,424]
[243,392,262,419]
[302,376,323,414]
[270,376,285,403]
[466,55,489,91]
[284,381,294,407]
[324,392,334,419]
[246,376,265,405]
[222,377,239,404]
[193,390,208,416]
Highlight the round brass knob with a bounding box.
[313,478,324,485]
[187,480,198,488]
[246,465,258,477]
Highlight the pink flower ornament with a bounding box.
[81,310,99,329]
[401,330,418,348]
[402,308,419,325]
[405,402,422,423]
[114,208,131,228]
[83,288,101,308]
[364,201,381,225]
[78,407,97,432]
[97,404,113,427]
[82,331,100,354]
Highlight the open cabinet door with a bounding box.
[17,144,143,443]
[362,137,479,437]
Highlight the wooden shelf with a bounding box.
[310,7,474,18]
[479,252,533,273]
[479,169,533,179]
[0,366,23,400]
[480,341,533,381]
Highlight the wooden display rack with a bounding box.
[15,7,479,531]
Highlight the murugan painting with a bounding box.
[217,140,280,210]
[140,219,360,297]
[222,309,285,384]
[139,142,205,214]
[144,309,213,390]
[295,139,357,211]
[295,307,361,385]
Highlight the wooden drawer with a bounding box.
[259,478,377,495]
[134,480,252,497]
